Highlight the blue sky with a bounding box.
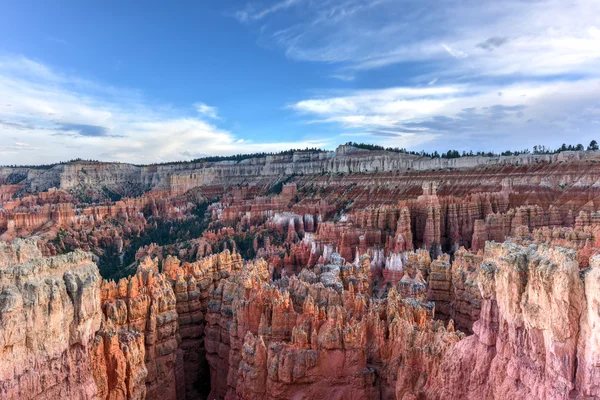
[1,0,600,164]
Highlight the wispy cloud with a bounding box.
[54,123,118,137]
[235,0,301,22]
[441,44,468,59]
[330,73,355,82]
[45,36,69,45]
[235,0,600,78]
[290,79,600,150]
[194,102,219,119]
[0,141,39,158]
[0,56,329,165]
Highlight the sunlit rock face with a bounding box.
[200,241,599,400]
[0,240,102,400]
[0,241,244,400]
[96,258,179,400]
[92,250,244,400]
[397,242,593,400]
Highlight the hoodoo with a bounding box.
[2,146,600,399]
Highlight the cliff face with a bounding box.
[162,251,244,399]
[0,240,245,400]
[0,240,102,399]
[96,257,180,400]
[397,242,593,400]
[3,146,600,195]
[578,254,600,397]
[0,237,43,267]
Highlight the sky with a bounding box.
[1,0,600,165]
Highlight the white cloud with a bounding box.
[194,102,219,119]
[235,0,301,22]
[236,0,600,78]
[441,44,468,59]
[291,85,463,126]
[0,56,329,165]
[290,78,600,150]
[232,0,600,150]
[330,74,355,81]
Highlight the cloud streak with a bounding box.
[194,102,220,119]
[236,0,600,78]
[235,0,301,22]
[290,79,600,150]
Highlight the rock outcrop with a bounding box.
[96,257,180,400]
[397,242,593,400]
[0,241,102,399]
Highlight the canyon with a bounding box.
[1,145,600,399]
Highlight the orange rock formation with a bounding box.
[2,148,600,399]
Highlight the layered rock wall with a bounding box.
[0,241,102,399]
[5,147,600,195]
[397,242,593,400]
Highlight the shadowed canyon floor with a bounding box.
[1,146,600,399]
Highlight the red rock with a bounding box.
[4,152,600,399]
[0,242,102,399]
